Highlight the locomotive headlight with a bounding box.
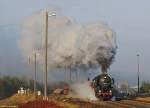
[99,90,101,93]
[109,90,112,93]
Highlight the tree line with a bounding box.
[140,81,150,93]
[0,76,67,99]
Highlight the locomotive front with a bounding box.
[92,73,114,100]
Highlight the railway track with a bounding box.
[64,98,106,108]
[106,100,150,108]
[63,97,150,108]
[54,96,150,108]
[70,99,150,108]
[118,100,150,108]
[133,99,150,104]
[106,101,131,108]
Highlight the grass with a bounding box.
[0,93,37,106]
[0,94,79,108]
[136,97,150,101]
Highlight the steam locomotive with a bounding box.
[91,73,114,100]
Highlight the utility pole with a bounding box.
[117,77,119,89]
[28,57,31,88]
[65,66,67,82]
[34,53,37,95]
[75,71,78,81]
[69,66,72,82]
[44,11,56,100]
[137,54,140,93]
[44,11,48,100]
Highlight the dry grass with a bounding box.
[0,93,36,106]
[136,97,150,101]
[0,94,79,108]
[56,101,79,108]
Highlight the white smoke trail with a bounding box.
[71,82,98,101]
[19,9,117,72]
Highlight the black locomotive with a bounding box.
[91,73,114,100]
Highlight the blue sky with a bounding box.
[0,0,150,86]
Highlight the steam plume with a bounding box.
[71,82,97,100]
[19,9,117,73]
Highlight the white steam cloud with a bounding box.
[19,9,117,72]
[71,82,97,100]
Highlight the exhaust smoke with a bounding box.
[19,9,117,73]
[19,8,117,100]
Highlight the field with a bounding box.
[0,94,150,108]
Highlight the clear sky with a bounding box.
[0,0,150,86]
